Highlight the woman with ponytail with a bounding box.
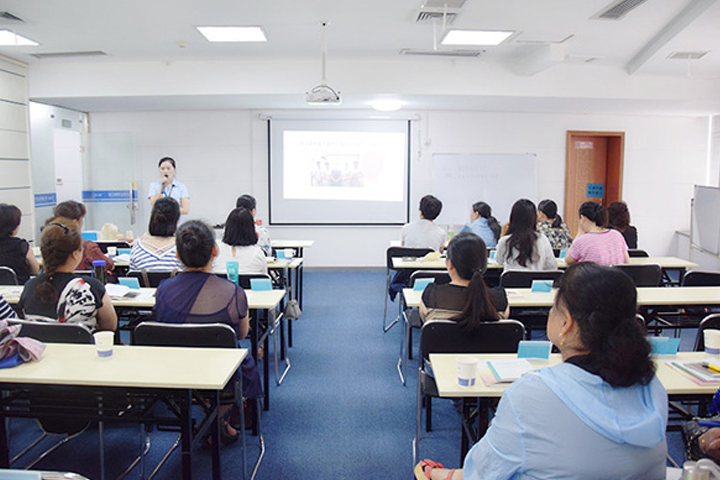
[536,199,572,250]
[459,201,501,248]
[420,232,508,327]
[17,217,117,331]
[155,220,260,444]
[565,201,629,266]
[496,199,556,271]
[130,197,182,271]
[415,263,667,480]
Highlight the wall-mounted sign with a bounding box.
[586,183,604,198]
[575,141,593,149]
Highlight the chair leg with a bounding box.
[414,371,424,466]
[426,396,432,432]
[248,398,265,480]
[382,272,390,330]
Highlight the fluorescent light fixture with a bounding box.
[196,26,267,43]
[441,29,513,46]
[0,30,38,46]
[369,99,403,112]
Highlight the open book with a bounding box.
[486,359,533,383]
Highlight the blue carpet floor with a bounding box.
[5,272,697,479]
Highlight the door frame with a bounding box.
[564,130,625,234]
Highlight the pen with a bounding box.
[699,420,720,428]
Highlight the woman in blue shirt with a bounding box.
[415,262,667,480]
[148,157,190,216]
[458,202,500,248]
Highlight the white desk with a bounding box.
[0,343,246,480]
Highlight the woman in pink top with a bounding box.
[565,201,629,266]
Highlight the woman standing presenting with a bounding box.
[148,157,190,215]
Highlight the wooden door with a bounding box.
[564,132,624,235]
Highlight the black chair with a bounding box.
[414,319,525,465]
[611,263,662,287]
[383,247,433,332]
[126,269,179,288]
[694,314,720,351]
[96,241,131,254]
[628,249,650,258]
[0,266,18,285]
[132,322,263,478]
[12,318,93,344]
[683,271,720,287]
[499,270,564,288]
[403,271,451,362]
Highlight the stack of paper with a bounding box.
[666,358,720,384]
[487,358,533,383]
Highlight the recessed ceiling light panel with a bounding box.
[369,99,403,112]
[196,26,267,43]
[441,29,513,46]
[0,30,38,46]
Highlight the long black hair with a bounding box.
[538,199,563,229]
[446,232,499,330]
[472,201,501,242]
[36,217,83,304]
[222,208,258,246]
[555,262,654,387]
[505,199,538,267]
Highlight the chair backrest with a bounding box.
[126,269,178,288]
[499,270,564,288]
[132,321,237,348]
[611,263,662,287]
[238,273,273,290]
[419,319,525,364]
[409,270,451,287]
[11,319,93,344]
[0,266,18,285]
[682,270,720,287]
[386,247,433,271]
[694,314,720,351]
[96,241,131,254]
[628,249,650,258]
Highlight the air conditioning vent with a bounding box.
[591,0,650,20]
[31,51,107,59]
[400,48,482,57]
[420,0,466,8]
[667,51,709,60]
[0,12,24,23]
[416,10,458,24]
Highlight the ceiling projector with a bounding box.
[306,84,341,105]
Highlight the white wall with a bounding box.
[89,109,710,267]
[0,55,34,241]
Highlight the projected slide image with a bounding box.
[284,131,405,202]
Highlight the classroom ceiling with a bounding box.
[2,0,719,113]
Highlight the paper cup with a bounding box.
[457,357,479,387]
[284,248,294,259]
[705,330,720,355]
[107,246,117,256]
[93,331,114,358]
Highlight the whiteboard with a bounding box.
[432,154,537,226]
[691,185,720,255]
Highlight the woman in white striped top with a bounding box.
[130,197,183,272]
[0,294,15,320]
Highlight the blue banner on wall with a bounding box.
[586,183,605,198]
[34,193,57,208]
[82,190,138,203]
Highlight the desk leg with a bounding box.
[459,397,489,465]
[211,390,222,480]
[264,309,270,411]
[0,413,8,468]
[181,389,194,480]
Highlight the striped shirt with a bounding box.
[129,236,183,271]
[567,229,628,266]
[0,294,16,320]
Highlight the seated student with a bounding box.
[18,218,117,332]
[130,197,183,271]
[214,207,268,275]
[608,201,638,249]
[402,195,446,252]
[236,194,271,256]
[495,199,556,271]
[565,201,630,266]
[536,199,572,250]
[458,202,501,248]
[0,294,16,320]
[415,263,668,480]
[154,220,261,443]
[420,233,508,323]
[0,203,40,284]
[52,200,115,277]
